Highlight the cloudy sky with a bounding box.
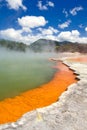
[0,0,87,44]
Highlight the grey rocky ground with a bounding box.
[0,56,87,130]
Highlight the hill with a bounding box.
[0,39,87,53]
[29,39,87,53]
[0,39,28,52]
[29,39,60,52]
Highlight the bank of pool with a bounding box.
[0,57,77,124]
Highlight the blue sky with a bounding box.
[0,0,87,44]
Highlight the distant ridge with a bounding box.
[0,39,87,53]
[0,39,28,52]
[29,39,87,53]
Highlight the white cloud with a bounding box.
[58,30,81,42]
[70,6,83,16]
[58,31,71,41]
[47,1,54,7]
[0,15,48,44]
[6,0,27,10]
[22,27,32,33]
[63,9,68,17]
[58,20,71,29]
[18,16,48,29]
[37,1,54,10]
[38,26,59,35]
[85,27,87,31]
[0,28,38,44]
[37,1,48,10]
[71,30,80,36]
[0,26,58,44]
[0,28,22,41]
[58,30,87,43]
[0,27,87,44]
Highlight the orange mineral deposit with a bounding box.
[69,56,87,62]
[0,61,77,124]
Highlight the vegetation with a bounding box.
[29,39,87,53]
[29,39,59,52]
[0,39,87,53]
[0,39,28,52]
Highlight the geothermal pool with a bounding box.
[0,50,57,101]
[0,50,77,124]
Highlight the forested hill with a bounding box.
[0,39,87,53]
[29,39,87,53]
[0,39,28,52]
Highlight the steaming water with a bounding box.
[0,49,57,101]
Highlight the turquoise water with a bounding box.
[0,50,57,101]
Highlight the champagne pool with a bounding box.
[0,50,77,124]
[0,50,57,101]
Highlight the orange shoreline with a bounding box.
[0,61,77,124]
